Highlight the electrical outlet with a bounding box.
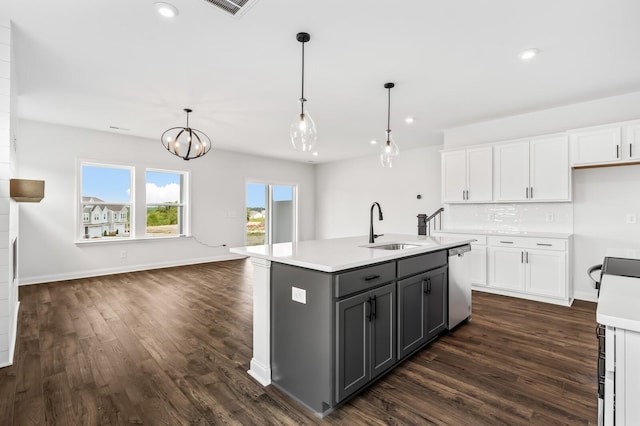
[545,213,554,223]
[120,250,127,259]
[626,213,637,224]
[291,286,306,304]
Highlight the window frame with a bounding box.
[145,168,190,238]
[76,161,190,244]
[78,161,134,242]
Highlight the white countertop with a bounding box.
[597,275,640,332]
[229,234,474,273]
[436,228,573,239]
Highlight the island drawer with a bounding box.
[397,250,447,279]
[335,262,396,298]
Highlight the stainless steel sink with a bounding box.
[370,243,420,250]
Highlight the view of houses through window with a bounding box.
[246,182,295,246]
[80,163,188,240]
[81,164,132,240]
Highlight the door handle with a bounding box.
[364,274,381,281]
[366,297,372,322]
[521,251,524,263]
[530,187,533,199]
[526,187,529,199]
[631,143,633,158]
[617,145,620,159]
[525,252,529,263]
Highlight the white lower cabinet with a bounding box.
[486,235,572,305]
[470,244,487,286]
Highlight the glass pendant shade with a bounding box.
[380,131,400,167]
[161,109,211,161]
[290,106,317,152]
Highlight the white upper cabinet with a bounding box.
[530,136,570,201]
[441,147,492,203]
[625,124,640,161]
[494,141,530,201]
[494,136,570,202]
[570,126,622,166]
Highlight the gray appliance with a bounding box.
[447,244,472,329]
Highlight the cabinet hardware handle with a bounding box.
[427,278,432,294]
[466,190,469,200]
[371,295,377,320]
[536,243,552,246]
[617,145,620,159]
[631,144,633,158]
[364,274,381,281]
[499,241,514,244]
[521,251,524,263]
[526,252,529,263]
[366,297,372,322]
[530,187,533,199]
[526,187,529,199]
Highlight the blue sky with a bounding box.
[246,183,292,208]
[82,165,131,203]
[82,166,181,203]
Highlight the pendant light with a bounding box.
[161,108,212,161]
[380,82,400,168]
[290,32,317,152]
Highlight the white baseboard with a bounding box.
[573,290,598,303]
[19,254,247,286]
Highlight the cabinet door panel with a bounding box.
[442,151,467,202]
[530,136,569,201]
[425,266,448,339]
[625,124,640,161]
[570,127,621,166]
[370,283,396,379]
[470,245,487,286]
[488,247,525,291]
[467,147,493,201]
[336,293,369,402]
[526,250,566,298]
[494,142,530,201]
[397,274,427,359]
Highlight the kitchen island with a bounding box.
[230,233,473,416]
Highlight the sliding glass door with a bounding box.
[246,182,296,246]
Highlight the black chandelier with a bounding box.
[161,108,212,160]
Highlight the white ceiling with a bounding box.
[8,0,640,163]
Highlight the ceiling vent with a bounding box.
[201,0,260,17]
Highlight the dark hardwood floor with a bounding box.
[0,259,598,425]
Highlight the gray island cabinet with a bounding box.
[229,234,473,417]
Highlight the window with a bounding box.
[246,182,296,246]
[80,164,132,240]
[78,163,188,242]
[146,170,187,237]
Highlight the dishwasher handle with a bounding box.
[449,244,471,257]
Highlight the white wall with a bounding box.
[17,119,316,285]
[0,14,18,368]
[443,90,640,302]
[315,144,443,240]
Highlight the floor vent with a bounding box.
[201,0,259,17]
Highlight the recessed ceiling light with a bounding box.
[155,2,179,18]
[405,117,415,124]
[370,140,377,145]
[312,152,318,156]
[519,48,539,61]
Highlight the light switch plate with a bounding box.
[292,286,306,304]
[627,213,637,224]
[545,213,554,223]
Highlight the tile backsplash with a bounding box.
[444,203,573,233]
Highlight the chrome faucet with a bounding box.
[369,202,384,243]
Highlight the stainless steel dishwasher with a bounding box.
[447,244,472,329]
